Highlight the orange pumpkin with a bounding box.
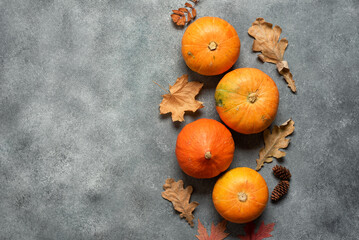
[215,68,279,134]
[175,118,235,179]
[212,167,269,223]
[181,17,241,76]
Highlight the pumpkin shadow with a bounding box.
[230,130,263,150]
[178,58,229,89]
[226,221,246,237]
[181,56,239,88]
[226,210,270,237]
[178,170,222,196]
[186,70,224,89]
[159,114,182,129]
[185,109,204,121]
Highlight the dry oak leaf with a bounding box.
[238,221,275,240]
[196,219,230,240]
[159,74,204,122]
[161,178,199,227]
[248,18,296,93]
[256,119,295,171]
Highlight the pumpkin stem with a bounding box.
[208,41,217,51]
[247,93,258,103]
[204,151,212,160]
[238,192,248,202]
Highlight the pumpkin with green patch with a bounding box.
[215,68,279,134]
[181,17,241,76]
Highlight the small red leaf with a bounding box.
[196,219,209,240]
[185,2,193,8]
[196,219,229,240]
[256,222,275,239]
[238,222,275,240]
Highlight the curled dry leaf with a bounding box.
[159,74,204,122]
[161,178,199,227]
[277,61,296,92]
[256,119,295,171]
[248,18,296,93]
[171,1,198,26]
[196,219,230,240]
[238,221,275,240]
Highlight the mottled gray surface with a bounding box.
[0,0,358,239]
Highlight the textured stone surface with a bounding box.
[0,0,358,239]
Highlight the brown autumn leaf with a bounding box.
[162,178,199,227]
[196,219,230,240]
[171,1,198,26]
[248,18,296,93]
[256,119,295,171]
[159,74,203,122]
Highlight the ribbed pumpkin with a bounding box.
[175,118,235,179]
[181,17,241,76]
[212,167,269,223]
[215,68,279,134]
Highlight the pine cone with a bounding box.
[272,165,291,180]
[271,180,290,202]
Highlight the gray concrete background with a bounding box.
[0,0,358,239]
